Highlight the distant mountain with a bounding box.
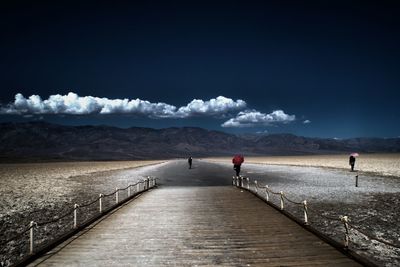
[0,122,399,161]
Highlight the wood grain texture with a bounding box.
[30,186,361,266]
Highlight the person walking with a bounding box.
[349,155,356,171]
[232,154,244,176]
[188,156,193,169]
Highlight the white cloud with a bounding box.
[303,119,311,124]
[221,109,295,128]
[175,96,246,118]
[0,92,246,119]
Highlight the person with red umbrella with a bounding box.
[349,153,359,171]
[232,154,244,176]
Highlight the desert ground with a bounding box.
[206,153,400,178]
[1,156,400,266]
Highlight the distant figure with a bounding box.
[188,156,193,169]
[232,154,244,176]
[349,155,356,171]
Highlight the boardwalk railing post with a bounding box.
[128,185,131,197]
[340,216,350,248]
[246,178,250,190]
[99,194,103,213]
[73,204,79,228]
[29,221,35,255]
[115,188,119,204]
[280,191,284,210]
[265,185,269,202]
[303,200,308,225]
[255,180,258,193]
[146,176,150,189]
[355,175,359,187]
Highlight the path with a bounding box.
[29,160,362,266]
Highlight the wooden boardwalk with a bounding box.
[30,186,361,266]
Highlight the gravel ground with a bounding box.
[0,161,167,267]
[209,161,400,267]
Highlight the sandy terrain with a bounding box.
[0,160,167,267]
[206,153,400,178]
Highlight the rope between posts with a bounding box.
[37,208,75,227]
[2,174,158,267]
[239,176,400,249]
[3,224,33,244]
[348,222,400,249]
[102,191,117,197]
[282,194,303,205]
[255,181,281,195]
[79,196,101,208]
[32,178,155,227]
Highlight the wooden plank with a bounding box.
[30,186,361,266]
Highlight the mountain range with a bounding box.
[0,121,399,162]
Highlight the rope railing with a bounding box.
[232,175,400,250]
[3,176,158,261]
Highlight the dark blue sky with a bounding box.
[1,1,399,138]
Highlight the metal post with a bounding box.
[280,191,284,210]
[128,185,131,197]
[246,178,250,189]
[303,200,308,225]
[29,221,34,254]
[232,176,235,186]
[154,177,157,186]
[73,204,78,228]
[265,185,269,202]
[255,180,258,193]
[341,216,350,248]
[147,176,150,189]
[99,194,103,213]
[355,175,358,187]
[115,188,119,204]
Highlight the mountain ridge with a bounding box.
[0,121,399,162]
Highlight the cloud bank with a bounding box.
[1,92,297,128]
[0,93,246,119]
[221,109,295,127]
